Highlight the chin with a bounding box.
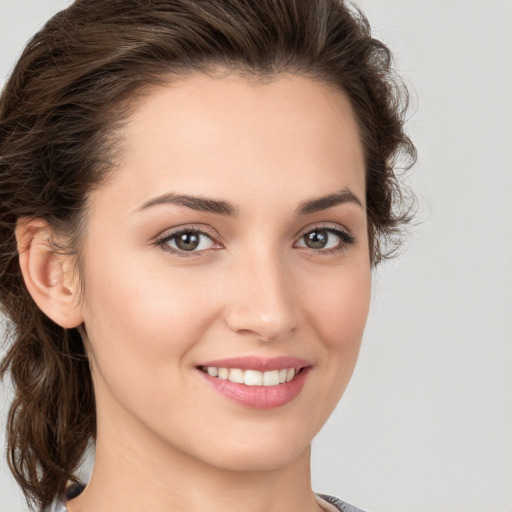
[184,428,313,473]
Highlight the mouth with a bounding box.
[196,356,311,409]
[198,366,305,386]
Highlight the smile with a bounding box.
[196,357,311,409]
[199,366,300,386]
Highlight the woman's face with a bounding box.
[78,72,371,471]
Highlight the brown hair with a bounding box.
[0,0,416,509]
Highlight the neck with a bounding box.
[69,395,322,512]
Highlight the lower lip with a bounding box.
[198,367,310,409]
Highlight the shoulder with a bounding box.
[318,493,368,512]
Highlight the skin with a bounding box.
[18,72,371,512]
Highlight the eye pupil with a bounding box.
[304,230,328,249]
[175,231,200,251]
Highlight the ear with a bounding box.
[15,218,84,329]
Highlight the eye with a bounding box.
[156,228,217,255]
[295,227,354,252]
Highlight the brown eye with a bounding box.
[303,229,330,249]
[160,229,216,253]
[296,227,354,252]
[175,231,201,251]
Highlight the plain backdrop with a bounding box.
[1,1,511,511]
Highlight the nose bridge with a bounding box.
[224,244,297,342]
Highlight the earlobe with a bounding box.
[15,218,84,329]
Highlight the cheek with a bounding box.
[80,248,223,373]
[303,263,371,348]
[289,261,371,436]
[79,255,225,425]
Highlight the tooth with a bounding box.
[228,368,244,384]
[279,369,287,383]
[207,367,219,377]
[263,370,280,386]
[285,368,295,382]
[244,370,263,386]
[218,367,229,380]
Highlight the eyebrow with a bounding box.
[137,193,238,216]
[137,187,363,216]
[295,188,363,215]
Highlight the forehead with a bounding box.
[96,71,365,212]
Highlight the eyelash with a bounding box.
[155,227,220,258]
[295,225,355,254]
[155,224,355,258]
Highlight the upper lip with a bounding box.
[197,356,312,372]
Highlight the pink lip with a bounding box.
[196,356,312,409]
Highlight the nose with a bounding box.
[223,250,298,343]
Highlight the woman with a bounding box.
[0,0,415,511]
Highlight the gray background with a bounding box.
[1,0,511,511]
